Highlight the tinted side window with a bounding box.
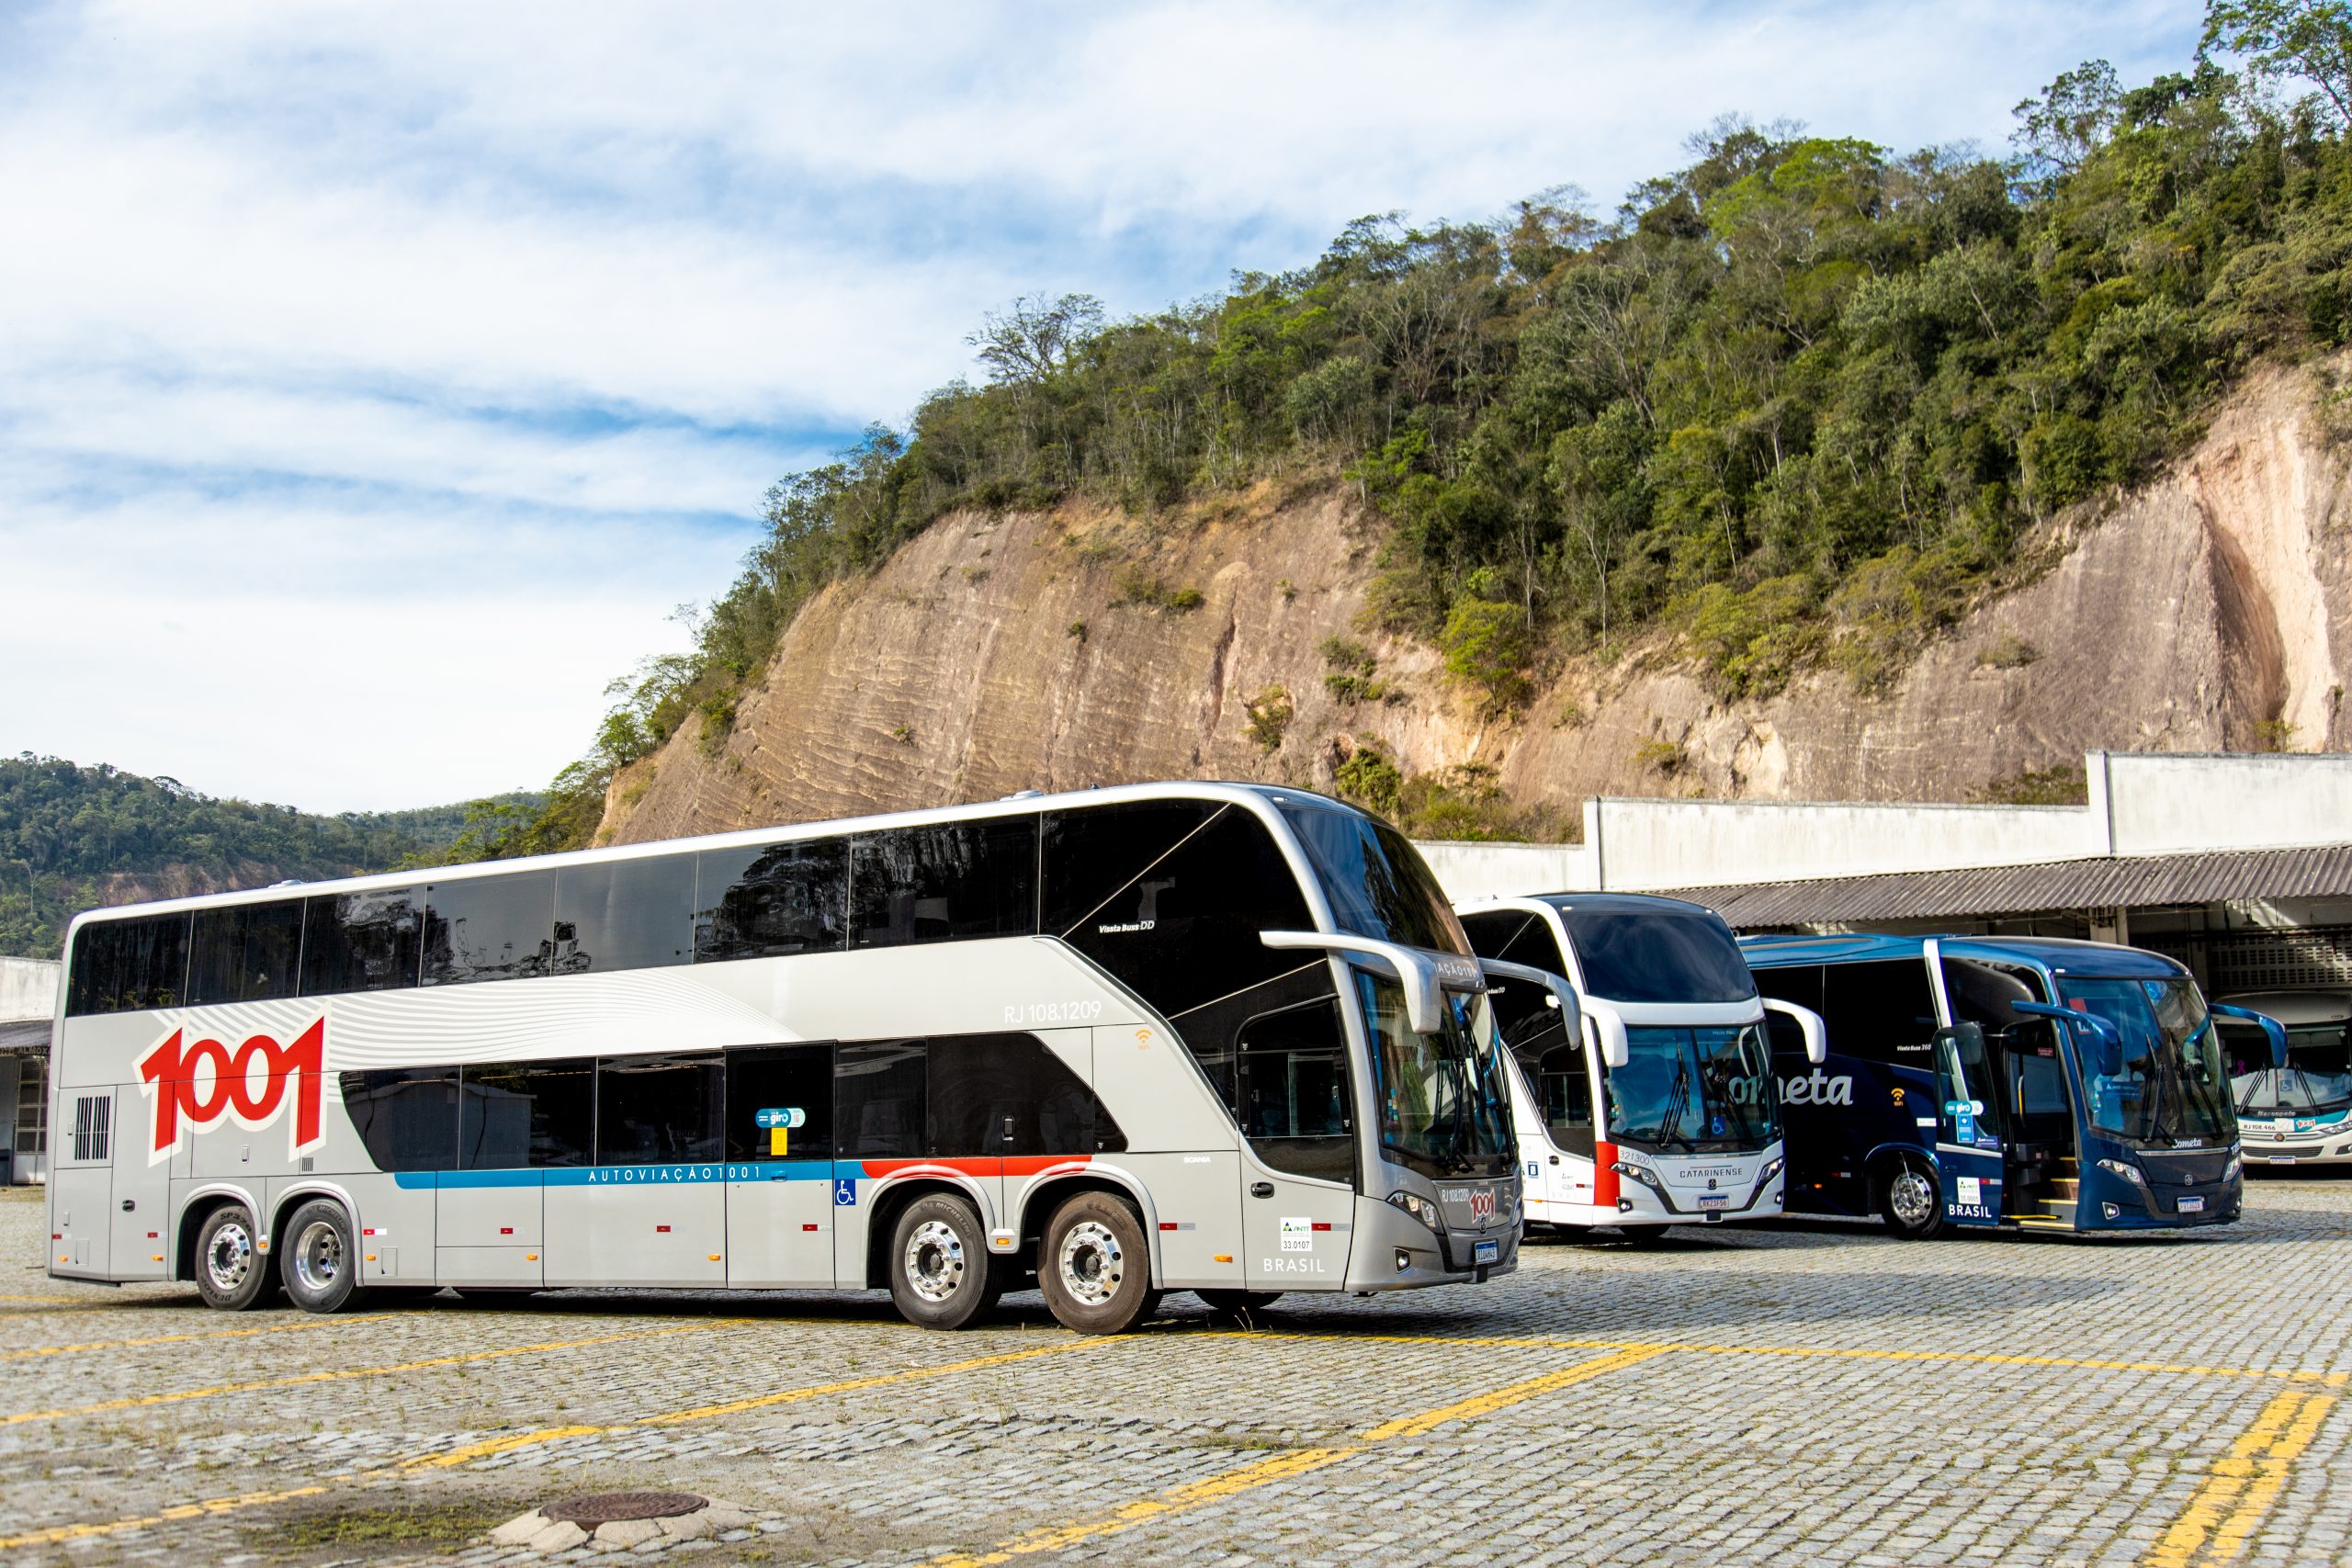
[836,1040,927,1156]
[695,840,849,961]
[340,1067,458,1171]
[851,819,1037,949]
[424,874,556,987]
[555,857,693,975]
[1753,964,1824,1018]
[1819,959,1939,1066]
[1560,908,1756,1003]
[1235,995,1355,1183]
[597,1054,723,1163]
[459,1058,594,1168]
[67,914,191,1015]
[726,1044,836,1161]
[187,902,304,1006]
[1044,802,1315,1021]
[928,1033,1102,1156]
[300,889,423,995]
[1459,909,1563,974]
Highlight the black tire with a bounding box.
[1194,1289,1281,1323]
[888,1194,1001,1330]
[1037,1191,1159,1336]
[1618,1224,1675,1246]
[192,1202,279,1312]
[279,1199,369,1313]
[1877,1158,1948,1240]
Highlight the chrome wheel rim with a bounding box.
[1889,1170,1936,1227]
[293,1219,344,1292]
[904,1219,966,1303]
[205,1221,254,1292]
[1057,1220,1124,1307]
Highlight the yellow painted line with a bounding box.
[1207,1329,2350,1386]
[3,1313,396,1361]
[2143,1390,2337,1567]
[0,1483,334,1551]
[0,1319,742,1427]
[401,1425,608,1471]
[919,1347,1664,1567]
[640,1339,1090,1425]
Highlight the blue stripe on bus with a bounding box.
[392,1161,845,1190]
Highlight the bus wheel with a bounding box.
[1039,1192,1159,1336]
[279,1200,369,1314]
[889,1195,1001,1330]
[1194,1289,1281,1323]
[193,1202,279,1312]
[1877,1161,1947,1240]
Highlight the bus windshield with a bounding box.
[1357,973,1514,1178]
[2059,977,2236,1145]
[1555,906,1755,1004]
[2235,1023,2352,1115]
[1281,805,1470,956]
[1607,1023,1780,1153]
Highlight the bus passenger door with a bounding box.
[1486,973,1593,1216]
[1930,1024,2005,1227]
[1234,997,1357,1290]
[725,1044,837,1288]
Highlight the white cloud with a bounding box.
[1,0,2207,811]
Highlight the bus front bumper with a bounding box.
[1345,1195,1518,1291]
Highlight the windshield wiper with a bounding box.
[1654,1059,1695,1152]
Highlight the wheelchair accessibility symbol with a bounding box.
[832,1179,858,1207]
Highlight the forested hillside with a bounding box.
[0,757,530,958]
[491,5,2352,852]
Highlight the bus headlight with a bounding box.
[1611,1161,1665,1192]
[2096,1158,2147,1187]
[2222,1154,2241,1183]
[1755,1157,1785,1187]
[1386,1190,1442,1234]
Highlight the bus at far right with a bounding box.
[1740,934,2285,1240]
[2218,987,2352,1168]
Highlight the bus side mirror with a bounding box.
[1764,999,1826,1065]
[1583,1004,1630,1070]
[2211,1003,2289,1068]
[2012,999,2121,1050]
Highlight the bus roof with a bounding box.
[1477,892,1727,920]
[1736,931,2190,979]
[60,781,1362,931]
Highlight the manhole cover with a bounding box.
[542,1491,709,1527]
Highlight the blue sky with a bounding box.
[0,0,2202,811]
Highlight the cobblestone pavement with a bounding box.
[1,1179,2346,1568]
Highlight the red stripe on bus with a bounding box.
[1593,1142,1621,1209]
[856,1156,1096,1180]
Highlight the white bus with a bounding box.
[46,784,1521,1334]
[2220,987,2352,1168]
[1455,895,1821,1239]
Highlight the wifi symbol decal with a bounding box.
[1134,1028,1154,1048]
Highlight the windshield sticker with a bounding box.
[1280,1216,1313,1253]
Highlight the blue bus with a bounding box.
[1738,934,2282,1239]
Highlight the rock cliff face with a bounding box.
[598,361,2352,845]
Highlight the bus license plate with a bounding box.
[1698,1193,1729,1210]
[2177,1196,2205,1213]
[1473,1239,1499,1265]
[2266,1156,2298,1165]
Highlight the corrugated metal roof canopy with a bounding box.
[1656,843,2352,927]
[0,1020,50,1053]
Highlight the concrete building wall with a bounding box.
[0,958,59,1023]
[1415,750,2352,904]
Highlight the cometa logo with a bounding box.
[1777,1070,1855,1107]
[135,1020,325,1164]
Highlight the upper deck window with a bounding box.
[65,912,191,1015]
[1556,905,1754,1004]
[850,819,1038,949]
[555,856,694,974]
[695,839,849,961]
[187,901,304,1006]
[423,873,557,987]
[1275,803,1467,956]
[300,888,424,995]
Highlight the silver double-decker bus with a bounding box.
[46,784,1520,1334]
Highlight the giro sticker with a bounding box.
[135,1019,325,1164]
